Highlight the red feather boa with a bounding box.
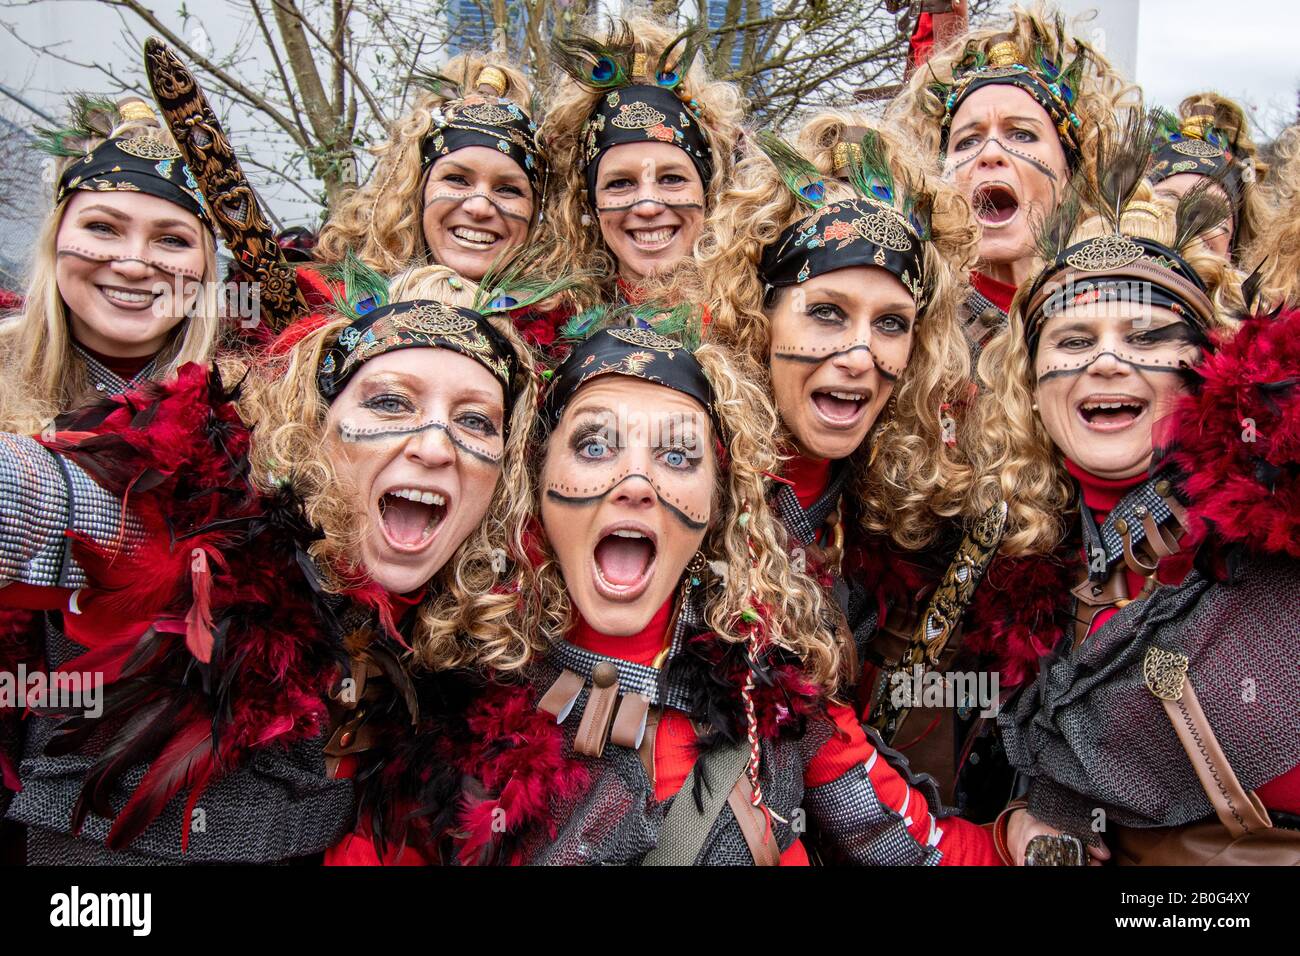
[32,363,346,851]
[1164,306,1300,559]
[453,682,591,865]
[959,551,1075,690]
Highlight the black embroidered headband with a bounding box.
[543,326,720,438]
[317,299,520,409]
[580,85,713,202]
[56,135,213,231]
[755,131,929,310]
[421,97,544,197]
[936,33,1087,170]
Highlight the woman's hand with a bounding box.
[1006,808,1110,866]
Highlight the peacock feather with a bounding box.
[550,19,636,91]
[558,300,703,350]
[654,24,703,90]
[755,131,826,209]
[473,241,588,316]
[32,93,121,157]
[323,253,392,322]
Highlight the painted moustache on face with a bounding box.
[540,377,715,636]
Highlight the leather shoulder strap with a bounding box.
[1144,646,1273,837]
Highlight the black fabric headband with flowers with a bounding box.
[317,299,520,408]
[936,32,1088,170]
[756,132,930,311]
[543,325,721,439]
[421,97,544,197]
[56,135,213,230]
[549,24,714,203]
[580,85,713,201]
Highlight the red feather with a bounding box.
[1164,306,1300,559]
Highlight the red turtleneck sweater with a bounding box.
[971,270,1017,315]
[782,454,832,510]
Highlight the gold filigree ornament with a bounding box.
[607,327,682,352]
[118,100,158,123]
[114,137,182,161]
[612,101,667,130]
[853,209,914,253]
[398,303,479,337]
[1142,645,1189,701]
[458,102,518,127]
[475,66,509,97]
[1065,234,1145,272]
[1171,138,1224,159]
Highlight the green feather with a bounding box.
[755,131,826,209]
[323,252,391,322]
[474,241,588,316]
[845,129,897,207]
[557,300,703,350]
[550,19,634,91]
[32,93,119,158]
[654,24,702,90]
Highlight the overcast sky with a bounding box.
[2,0,1297,225]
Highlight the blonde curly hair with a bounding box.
[887,2,1139,193]
[967,185,1242,556]
[316,53,538,275]
[1170,92,1268,258]
[0,97,221,434]
[528,341,843,691]
[674,113,983,551]
[535,10,746,304]
[1243,125,1300,307]
[238,264,544,674]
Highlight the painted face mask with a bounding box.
[540,327,720,635]
[767,266,916,460]
[326,347,507,596]
[541,375,714,637]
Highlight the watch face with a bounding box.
[1024,833,1085,866]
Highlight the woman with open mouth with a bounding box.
[316,53,544,285]
[0,257,555,864]
[677,114,1007,809]
[534,14,743,323]
[889,7,1135,357]
[961,109,1299,865]
[344,319,1000,865]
